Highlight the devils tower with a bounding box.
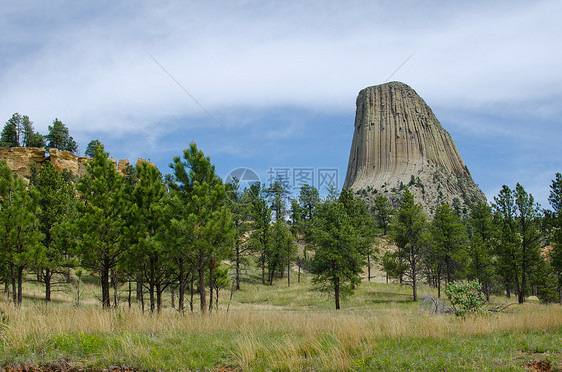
[343,82,486,215]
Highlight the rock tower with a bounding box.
[343,82,485,215]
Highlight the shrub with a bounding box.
[445,280,486,316]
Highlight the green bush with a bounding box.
[445,280,486,316]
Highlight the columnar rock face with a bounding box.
[0,147,156,181]
[344,82,486,215]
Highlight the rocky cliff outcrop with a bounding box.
[343,82,486,215]
[0,147,155,181]
[48,148,91,176]
[0,147,47,178]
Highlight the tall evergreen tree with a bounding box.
[1,113,23,147]
[492,185,519,298]
[1,113,44,147]
[226,179,253,290]
[493,184,541,303]
[431,203,468,292]
[269,218,295,286]
[22,115,45,148]
[339,189,377,282]
[129,162,171,313]
[248,182,272,285]
[46,118,77,153]
[163,195,193,312]
[289,196,307,281]
[549,173,562,303]
[299,184,319,222]
[372,194,393,235]
[85,139,104,158]
[266,180,288,221]
[75,146,128,309]
[310,198,365,309]
[467,201,495,299]
[167,142,235,314]
[531,257,558,303]
[289,197,303,234]
[34,162,76,302]
[513,183,541,303]
[0,162,44,305]
[390,188,430,301]
[549,173,562,213]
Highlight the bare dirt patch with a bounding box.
[1,364,138,372]
[1,365,236,372]
[527,359,552,372]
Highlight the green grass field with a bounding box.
[0,270,560,371]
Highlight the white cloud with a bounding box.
[2,1,561,132]
[0,0,560,206]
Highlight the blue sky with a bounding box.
[1,1,560,207]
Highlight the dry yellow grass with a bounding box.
[1,302,561,370]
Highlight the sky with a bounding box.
[0,0,561,207]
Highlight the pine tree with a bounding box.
[390,188,430,301]
[289,198,303,234]
[129,162,171,313]
[248,182,272,285]
[34,162,76,302]
[299,184,319,222]
[167,142,235,313]
[431,203,468,291]
[1,113,23,147]
[513,183,541,303]
[380,250,407,284]
[492,185,519,298]
[46,118,77,153]
[266,180,288,221]
[531,258,558,303]
[467,201,495,299]
[549,173,562,303]
[210,265,230,311]
[492,184,541,303]
[22,115,45,148]
[310,198,365,309]
[226,179,253,290]
[339,189,377,282]
[75,146,128,309]
[268,218,295,285]
[85,139,104,157]
[0,162,44,305]
[372,194,393,235]
[1,113,45,148]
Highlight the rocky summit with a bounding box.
[343,81,486,215]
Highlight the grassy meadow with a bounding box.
[0,270,561,371]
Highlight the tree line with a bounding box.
[380,183,562,305]
[0,114,561,311]
[0,113,77,153]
